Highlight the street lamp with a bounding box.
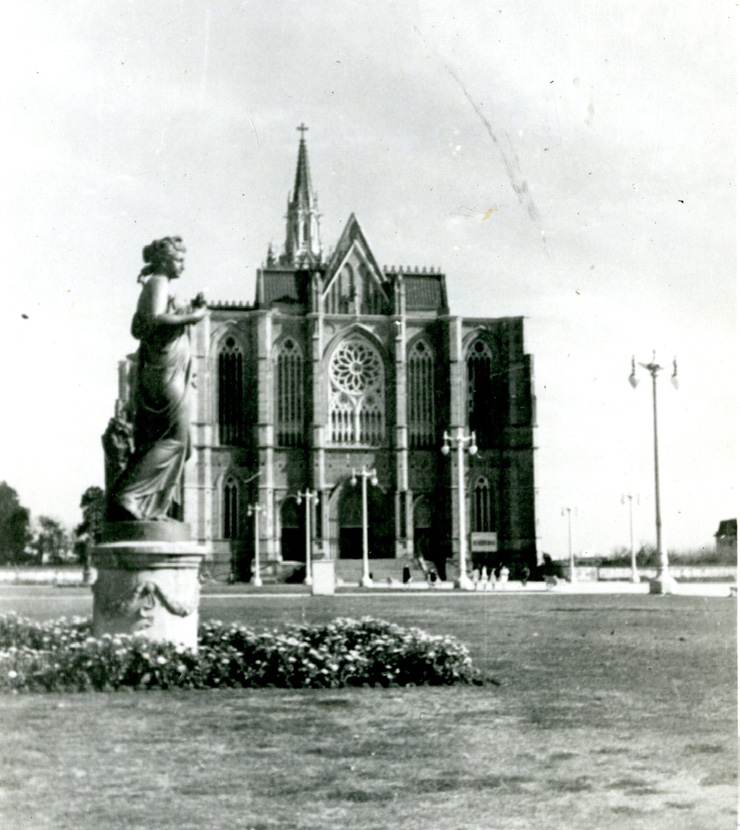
[629,353,678,595]
[561,507,576,582]
[441,428,478,590]
[247,503,263,587]
[622,494,640,583]
[295,489,317,586]
[351,466,378,587]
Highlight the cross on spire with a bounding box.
[282,124,321,266]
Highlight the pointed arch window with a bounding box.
[218,337,244,445]
[325,264,354,314]
[467,339,495,448]
[326,280,340,314]
[223,477,239,539]
[472,477,493,533]
[276,338,305,447]
[329,336,385,445]
[408,340,435,448]
[359,264,385,315]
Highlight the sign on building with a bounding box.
[471,532,498,553]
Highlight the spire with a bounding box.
[293,123,311,206]
[282,124,322,267]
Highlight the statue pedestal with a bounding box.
[91,523,207,650]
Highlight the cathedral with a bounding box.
[110,128,538,582]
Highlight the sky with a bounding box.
[0,0,735,558]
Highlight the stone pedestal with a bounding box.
[92,523,207,650]
[311,559,335,595]
[649,570,678,595]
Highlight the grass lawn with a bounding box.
[0,589,735,830]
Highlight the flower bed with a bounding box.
[0,614,485,692]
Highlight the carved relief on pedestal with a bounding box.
[93,578,199,632]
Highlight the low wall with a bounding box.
[593,566,736,582]
[1,563,736,585]
[0,567,93,584]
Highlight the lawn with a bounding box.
[0,588,735,830]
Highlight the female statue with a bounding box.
[107,236,208,521]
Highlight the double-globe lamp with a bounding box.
[441,428,478,590]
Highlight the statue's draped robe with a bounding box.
[108,295,192,520]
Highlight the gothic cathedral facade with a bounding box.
[112,131,538,581]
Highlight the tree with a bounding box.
[76,487,105,545]
[0,482,32,565]
[35,516,70,564]
[75,486,105,576]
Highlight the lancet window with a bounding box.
[472,477,493,533]
[276,338,305,447]
[218,336,244,445]
[328,337,385,445]
[359,264,385,315]
[325,263,354,314]
[467,339,495,448]
[407,339,435,448]
[223,477,239,539]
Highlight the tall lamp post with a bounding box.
[561,507,576,582]
[441,428,478,590]
[629,354,678,595]
[247,503,263,587]
[351,466,378,587]
[622,494,640,583]
[295,489,317,586]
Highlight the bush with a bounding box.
[0,614,486,693]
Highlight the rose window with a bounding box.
[330,340,381,394]
[329,338,384,445]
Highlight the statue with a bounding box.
[102,402,134,494]
[106,236,208,521]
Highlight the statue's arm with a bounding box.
[141,277,207,329]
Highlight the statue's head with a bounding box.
[138,236,186,281]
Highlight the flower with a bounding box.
[0,613,482,692]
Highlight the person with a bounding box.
[521,565,530,587]
[107,236,208,521]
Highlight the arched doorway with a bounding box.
[413,495,432,561]
[336,482,393,559]
[413,494,446,580]
[280,498,303,561]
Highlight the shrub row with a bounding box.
[0,614,484,692]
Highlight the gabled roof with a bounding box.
[323,214,386,293]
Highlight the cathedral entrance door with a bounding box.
[280,499,303,561]
[413,495,445,580]
[339,527,363,559]
[337,483,393,559]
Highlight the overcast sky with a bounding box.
[0,1,735,558]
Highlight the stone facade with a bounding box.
[111,132,538,580]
